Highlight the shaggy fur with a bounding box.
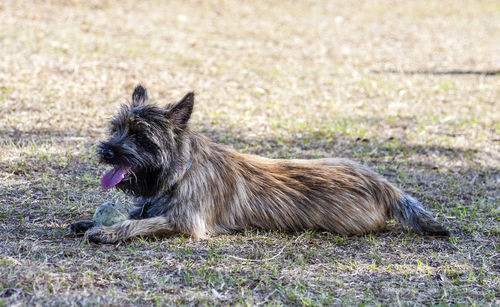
[69,85,449,243]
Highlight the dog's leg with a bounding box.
[86,216,177,244]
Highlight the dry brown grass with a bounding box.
[1,0,499,305]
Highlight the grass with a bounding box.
[1,0,499,305]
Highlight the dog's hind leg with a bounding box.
[86,217,178,244]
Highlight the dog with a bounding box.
[69,85,449,243]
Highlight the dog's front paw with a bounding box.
[86,226,120,244]
[67,220,95,236]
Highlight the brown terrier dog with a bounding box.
[69,85,449,243]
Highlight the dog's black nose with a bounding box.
[102,148,114,159]
[98,146,114,159]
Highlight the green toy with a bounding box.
[93,202,129,226]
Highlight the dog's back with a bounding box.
[182,140,448,237]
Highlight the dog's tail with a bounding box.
[390,193,450,236]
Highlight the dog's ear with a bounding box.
[169,92,194,126]
[131,85,148,106]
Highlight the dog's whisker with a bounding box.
[129,169,138,184]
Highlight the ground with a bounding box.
[0,0,499,305]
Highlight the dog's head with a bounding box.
[97,85,194,196]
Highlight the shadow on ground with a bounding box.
[1,120,498,239]
[370,69,500,76]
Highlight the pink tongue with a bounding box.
[101,167,131,189]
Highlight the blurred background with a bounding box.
[1,0,499,141]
